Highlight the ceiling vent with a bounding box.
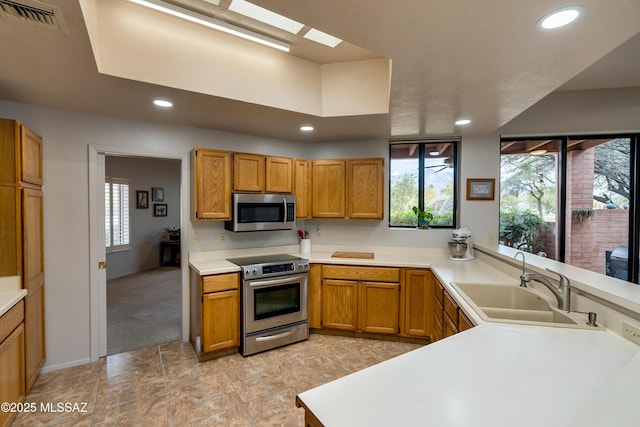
[0,0,68,33]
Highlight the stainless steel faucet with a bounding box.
[520,268,571,311]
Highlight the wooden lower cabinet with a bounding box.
[321,279,358,330]
[191,271,240,358]
[0,300,25,427]
[403,269,434,337]
[24,285,45,391]
[432,279,475,341]
[359,281,399,334]
[202,290,239,353]
[320,265,400,335]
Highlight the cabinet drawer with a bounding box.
[459,310,474,331]
[443,313,458,338]
[434,280,444,305]
[0,300,24,342]
[432,313,443,341]
[202,273,240,294]
[323,265,399,282]
[433,295,443,325]
[443,291,459,326]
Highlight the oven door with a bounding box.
[244,273,308,334]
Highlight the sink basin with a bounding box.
[455,283,550,310]
[481,307,576,324]
[450,282,603,330]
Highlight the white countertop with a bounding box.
[190,245,640,426]
[0,276,26,317]
[298,324,640,427]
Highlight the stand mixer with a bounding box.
[448,228,474,261]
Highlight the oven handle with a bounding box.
[248,274,307,288]
[255,328,298,342]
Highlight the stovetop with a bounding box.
[226,253,306,267]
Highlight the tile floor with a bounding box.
[11,334,423,426]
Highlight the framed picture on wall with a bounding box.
[466,178,495,200]
[154,203,167,217]
[152,187,164,201]
[136,190,149,209]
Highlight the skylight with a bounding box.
[304,28,343,48]
[229,0,304,34]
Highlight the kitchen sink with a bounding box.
[455,283,550,311]
[450,282,603,330]
[481,307,576,324]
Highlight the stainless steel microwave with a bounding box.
[225,193,296,232]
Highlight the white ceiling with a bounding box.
[0,0,638,142]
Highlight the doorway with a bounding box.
[88,145,190,361]
[105,155,182,354]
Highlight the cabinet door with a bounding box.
[0,323,25,427]
[20,123,43,186]
[458,310,474,332]
[0,186,19,277]
[192,149,232,220]
[322,279,357,330]
[294,159,311,218]
[201,289,239,353]
[234,153,265,192]
[265,156,293,193]
[432,281,444,342]
[24,286,45,391]
[359,281,399,335]
[347,158,384,219]
[22,188,43,293]
[312,160,346,218]
[308,264,322,329]
[403,270,434,337]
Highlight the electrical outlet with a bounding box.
[219,232,226,243]
[316,226,321,238]
[191,232,198,243]
[622,321,640,346]
[488,233,496,245]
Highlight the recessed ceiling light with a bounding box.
[455,119,471,126]
[303,28,342,48]
[429,151,440,156]
[229,0,304,34]
[537,6,584,30]
[153,99,173,108]
[300,125,314,132]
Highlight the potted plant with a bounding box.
[163,227,180,241]
[412,206,433,229]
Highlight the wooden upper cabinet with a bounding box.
[0,119,42,186]
[294,159,311,218]
[312,159,346,218]
[20,125,43,186]
[265,156,293,193]
[234,153,265,192]
[192,148,232,220]
[347,158,384,219]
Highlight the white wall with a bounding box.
[0,100,304,369]
[105,156,181,279]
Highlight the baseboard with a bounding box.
[41,357,93,373]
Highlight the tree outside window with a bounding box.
[389,142,457,228]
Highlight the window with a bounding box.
[500,135,638,283]
[105,177,131,252]
[389,141,458,227]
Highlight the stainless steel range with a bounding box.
[227,254,309,356]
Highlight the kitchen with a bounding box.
[1,0,640,426]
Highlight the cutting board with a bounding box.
[331,251,375,259]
